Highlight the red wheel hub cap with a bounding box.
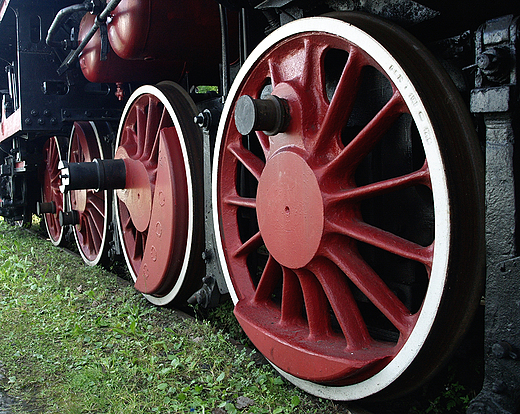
[257,151,323,269]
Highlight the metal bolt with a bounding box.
[476,46,510,83]
[36,201,56,215]
[24,118,32,125]
[492,341,518,359]
[234,94,290,136]
[59,210,80,226]
[31,109,38,117]
[202,249,212,263]
[477,52,494,71]
[38,118,45,125]
[194,110,212,130]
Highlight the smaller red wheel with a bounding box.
[41,136,67,246]
[114,82,204,306]
[68,122,111,266]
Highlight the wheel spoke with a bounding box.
[323,241,414,335]
[299,39,328,93]
[307,259,372,349]
[143,96,161,160]
[135,102,148,159]
[84,206,103,242]
[327,218,434,269]
[313,48,365,156]
[224,195,256,209]
[325,160,431,203]
[268,56,284,87]
[149,106,169,165]
[121,205,132,231]
[267,38,327,89]
[232,231,263,258]
[254,255,282,302]
[122,205,141,262]
[50,167,61,183]
[86,191,105,215]
[254,131,270,156]
[122,124,138,157]
[322,91,407,178]
[227,141,265,181]
[84,213,102,251]
[76,134,88,161]
[295,268,334,339]
[280,266,305,325]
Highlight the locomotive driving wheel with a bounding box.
[41,136,67,246]
[213,13,484,400]
[68,122,111,266]
[114,82,204,306]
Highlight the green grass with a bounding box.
[0,220,352,414]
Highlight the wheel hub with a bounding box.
[115,146,152,233]
[71,189,87,213]
[257,150,323,269]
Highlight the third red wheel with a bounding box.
[68,121,111,266]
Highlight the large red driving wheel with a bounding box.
[213,13,484,400]
[68,122,111,266]
[114,82,204,306]
[41,136,67,246]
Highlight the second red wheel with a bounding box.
[114,82,204,306]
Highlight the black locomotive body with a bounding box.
[0,0,519,412]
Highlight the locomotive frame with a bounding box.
[0,0,518,411]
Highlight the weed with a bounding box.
[0,220,351,413]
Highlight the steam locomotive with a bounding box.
[0,0,519,411]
